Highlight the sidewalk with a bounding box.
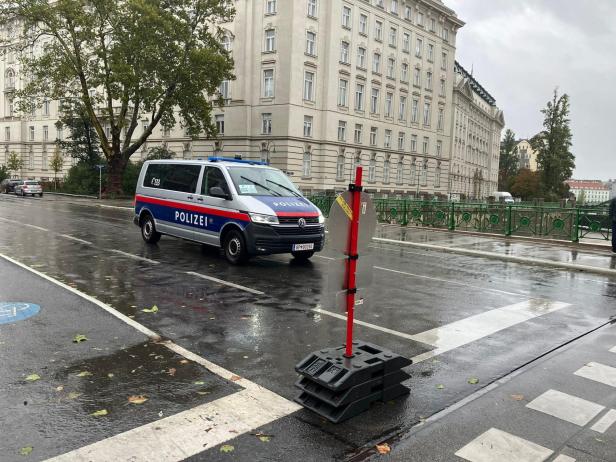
[377,323,616,462]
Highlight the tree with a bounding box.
[50,145,64,189]
[6,151,24,177]
[0,0,235,195]
[531,89,575,200]
[499,128,519,191]
[145,146,176,161]
[58,100,102,166]
[0,165,9,183]
[510,168,543,201]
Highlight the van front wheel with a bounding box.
[224,229,248,265]
[141,215,161,244]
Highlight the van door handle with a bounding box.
[187,196,194,200]
[197,197,204,202]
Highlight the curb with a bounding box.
[46,192,98,199]
[373,237,616,277]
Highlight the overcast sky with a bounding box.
[447,0,616,180]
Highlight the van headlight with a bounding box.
[318,212,325,224]
[249,213,279,225]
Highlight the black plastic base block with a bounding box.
[296,369,410,407]
[296,382,410,424]
[295,340,412,391]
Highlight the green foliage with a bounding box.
[499,129,519,191]
[50,146,64,177]
[531,89,575,198]
[58,100,102,165]
[145,146,176,161]
[62,162,107,195]
[6,151,24,174]
[0,165,9,183]
[122,161,142,196]
[510,169,543,201]
[0,0,236,194]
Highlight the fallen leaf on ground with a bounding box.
[67,392,81,400]
[107,373,114,378]
[436,384,445,390]
[197,391,210,395]
[142,305,159,313]
[55,386,64,392]
[258,435,271,442]
[19,446,33,456]
[77,371,93,377]
[91,409,108,417]
[72,334,88,343]
[25,374,41,382]
[376,443,391,454]
[128,395,148,405]
[194,381,205,385]
[511,394,524,401]
[167,368,176,377]
[468,377,479,385]
[230,375,242,382]
[220,445,234,453]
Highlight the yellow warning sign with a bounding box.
[336,195,353,220]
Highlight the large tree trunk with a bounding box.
[106,154,128,197]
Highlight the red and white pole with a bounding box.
[345,166,363,358]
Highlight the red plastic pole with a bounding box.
[345,166,363,358]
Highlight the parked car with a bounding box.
[0,179,23,194]
[14,180,43,197]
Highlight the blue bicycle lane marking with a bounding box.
[0,302,41,325]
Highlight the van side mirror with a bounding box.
[209,186,231,200]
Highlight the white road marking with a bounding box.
[609,345,616,353]
[0,253,299,461]
[186,271,265,296]
[455,428,553,462]
[373,266,524,297]
[109,249,160,265]
[60,234,93,246]
[574,362,616,388]
[526,389,605,426]
[315,299,570,363]
[553,455,576,462]
[99,204,134,211]
[591,409,616,433]
[0,216,48,232]
[316,255,335,261]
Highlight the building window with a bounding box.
[437,108,444,130]
[357,47,366,68]
[391,0,399,14]
[372,53,381,73]
[262,113,272,134]
[443,28,449,42]
[303,151,312,177]
[423,137,429,154]
[338,121,347,141]
[387,58,396,79]
[389,27,397,47]
[403,33,411,52]
[411,98,419,123]
[5,96,14,117]
[219,80,230,99]
[405,6,412,20]
[385,92,393,118]
[417,11,424,27]
[398,132,405,151]
[336,154,345,180]
[42,150,48,170]
[413,67,421,87]
[436,140,443,157]
[304,71,315,101]
[384,130,391,148]
[397,160,403,184]
[428,43,434,61]
[304,115,313,137]
[383,158,390,183]
[359,14,368,35]
[410,161,416,185]
[401,63,409,81]
[338,79,348,107]
[355,83,364,111]
[423,102,431,126]
[368,155,376,182]
[221,35,232,52]
[4,127,10,141]
[426,71,433,90]
[354,124,363,144]
[440,79,446,97]
[307,0,317,17]
[263,69,275,97]
[416,37,423,58]
[43,125,48,142]
[342,6,352,29]
[442,52,448,71]
[399,96,407,121]
[340,41,350,64]
[265,29,276,52]
[266,0,277,15]
[306,31,316,55]
[5,69,15,89]
[369,127,378,146]
[375,20,383,41]
[370,88,379,114]
[411,134,417,152]
[29,126,35,141]
[215,115,224,135]
[43,99,50,116]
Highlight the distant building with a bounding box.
[515,139,538,172]
[566,180,610,204]
[606,179,616,199]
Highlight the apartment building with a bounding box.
[566,180,610,205]
[516,139,538,172]
[449,62,504,200]
[1,0,465,198]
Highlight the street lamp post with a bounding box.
[95,164,105,200]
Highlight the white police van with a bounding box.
[134,158,325,264]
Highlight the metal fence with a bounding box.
[308,196,611,243]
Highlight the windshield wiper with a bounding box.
[266,179,301,197]
[240,176,282,196]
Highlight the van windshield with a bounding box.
[227,167,301,197]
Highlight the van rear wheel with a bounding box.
[224,229,248,265]
[141,214,161,244]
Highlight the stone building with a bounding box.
[565,180,610,205]
[516,139,538,172]
[1,0,467,198]
[448,62,504,200]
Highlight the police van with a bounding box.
[133,158,325,264]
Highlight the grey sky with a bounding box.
[447,0,616,180]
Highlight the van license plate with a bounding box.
[293,243,314,251]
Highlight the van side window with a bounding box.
[201,167,230,196]
[144,164,201,193]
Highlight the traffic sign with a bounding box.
[327,191,377,254]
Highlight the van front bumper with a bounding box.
[244,223,325,255]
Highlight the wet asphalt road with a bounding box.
[1,194,616,461]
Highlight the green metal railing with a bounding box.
[308,196,611,243]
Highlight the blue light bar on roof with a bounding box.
[208,157,268,166]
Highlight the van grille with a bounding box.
[273,226,323,236]
[278,216,320,225]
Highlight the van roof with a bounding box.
[144,158,271,168]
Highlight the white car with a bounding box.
[15,181,43,197]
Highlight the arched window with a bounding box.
[336,154,345,180]
[383,157,390,183]
[302,151,311,177]
[396,160,403,184]
[368,154,376,182]
[5,69,15,89]
[221,35,232,52]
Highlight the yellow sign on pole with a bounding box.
[336,195,353,220]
